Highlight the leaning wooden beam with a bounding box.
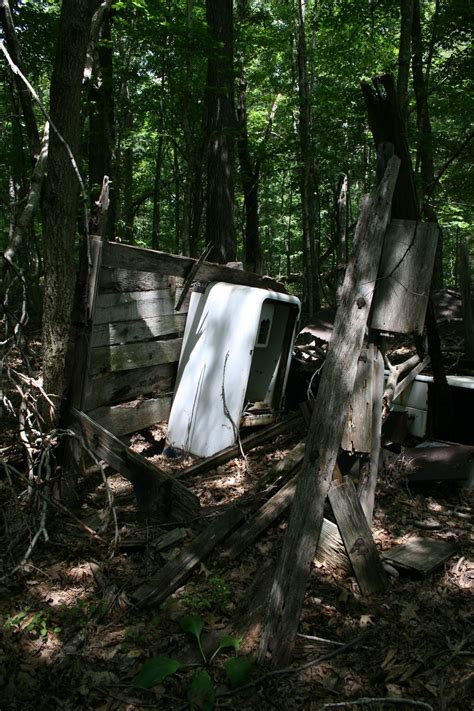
[393,355,430,400]
[174,413,304,479]
[68,408,200,522]
[133,439,308,607]
[101,241,286,292]
[259,156,400,667]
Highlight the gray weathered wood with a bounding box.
[382,536,457,574]
[101,241,286,292]
[370,219,438,334]
[83,362,177,411]
[393,355,430,400]
[341,345,374,454]
[69,408,200,521]
[87,235,104,321]
[88,396,172,436]
[358,346,385,524]
[99,267,172,293]
[89,337,183,374]
[259,156,400,667]
[93,289,186,325]
[328,479,387,595]
[90,313,187,347]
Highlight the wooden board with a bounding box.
[83,362,177,411]
[89,337,183,374]
[382,536,457,574]
[328,479,387,595]
[101,241,286,292]
[88,396,172,436]
[370,219,438,334]
[341,345,374,454]
[90,313,187,347]
[93,289,186,325]
[69,408,199,521]
[99,267,172,293]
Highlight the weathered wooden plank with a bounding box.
[90,313,187,347]
[99,267,172,292]
[88,396,172,436]
[328,479,387,595]
[101,241,286,292]
[341,345,374,454]
[89,338,183,374]
[382,536,457,574]
[393,355,430,400]
[83,362,177,411]
[69,408,200,521]
[93,289,186,325]
[259,156,400,666]
[371,220,438,334]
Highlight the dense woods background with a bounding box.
[1,0,472,320]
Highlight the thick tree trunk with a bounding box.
[151,134,163,250]
[41,0,94,409]
[205,0,236,263]
[296,0,319,317]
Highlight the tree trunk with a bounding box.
[296,0,319,317]
[88,8,115,240]
[205,0,236,263]
[458,237,474,359]
[151,134,164,250]
[397,0,414,126]
[41,0,95,410]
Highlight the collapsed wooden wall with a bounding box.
[72,238,285,438]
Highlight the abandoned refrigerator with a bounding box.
[167,281,301,457]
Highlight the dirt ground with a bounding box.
[0,417,473,711]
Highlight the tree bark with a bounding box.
[41,0,95,410]
[397,0,414,126]
[296,0,319,316]
[205,0,236,263]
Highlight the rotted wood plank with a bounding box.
[69,408,199,522]
[87,396,172,436]
[90,313,187,347]
[89,337,183,374]
[93,289,187,325]
[370,220,438,335]
[328,479,387,595]
[99,267,173,292]
[83,362,177,411]
[101,241,286,292]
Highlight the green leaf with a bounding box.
[131,656,181,689]
[187,669,215,711]
[224,657,253,689]
[208,634,241,663]
[180,615,205,642]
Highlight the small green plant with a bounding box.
[4,607,61,637]
[131,615,253,709]
[180,571,230,613]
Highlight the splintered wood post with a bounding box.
[258,155,400,668]
[358,345,385,524]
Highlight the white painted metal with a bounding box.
[167,282,300,457]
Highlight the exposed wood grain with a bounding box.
[259,156,400,667]
[328,479,387,595]
[101,241,286,292]
[87,235,103,321]
[89,337,183,374]
[393,355,430,400]
[83,362,177,410]
[93,289,186,325]
[370,219,438,334]
[341,345,374,454]
[90,313,187,347]
[87,396,172,436]
[69,408,200,522]
[99,267,172,292]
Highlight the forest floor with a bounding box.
[0,412,472,711]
